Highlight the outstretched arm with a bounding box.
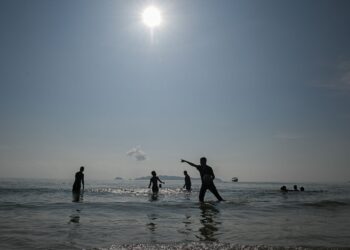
[181,159,198,168]
[82,175,85,190]
[157,177,165,184]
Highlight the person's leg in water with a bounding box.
[199,185,208,202]
[208,184,224,201]
[72,183,81,202]
[152,185,159,195]
[72,191,80,202]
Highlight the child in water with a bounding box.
[148,171,165,194]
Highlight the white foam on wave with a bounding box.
[103,242,326,250]
[88,187,186,196]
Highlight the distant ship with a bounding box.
[232,177,238,182]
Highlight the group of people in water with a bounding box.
[72,157,225,202]
[146,170,192,194]
[280,184,305,192]
[72,156,308,203]
[147,157,225,202]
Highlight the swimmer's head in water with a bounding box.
[200,157,207,166]
[151,171,156,176]
[80,166,84,172]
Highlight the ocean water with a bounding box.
[0,178,349,250]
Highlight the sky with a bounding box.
[0,0,350,182]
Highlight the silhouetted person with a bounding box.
[72,166,84,202]
[300,186,305,191]
[183,170,192,191]
[293,185,299,191]
[148,171,164,195]
[280,186,288,192]
[181,157,224,202]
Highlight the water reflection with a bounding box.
[69,214,80,223]
[183,214,192,233]
[198,203,221,241]
[67,209,81,248]
[69,209,81,224]
[147,214,157,232]
[178,214,193,238]
[146,213,158,242]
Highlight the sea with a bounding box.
[0,178,349,250]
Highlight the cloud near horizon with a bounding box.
[313,60,350,92]
[126,146,147,161]
[273,131,303,140]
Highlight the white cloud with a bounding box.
[313,60,350,92]
[126,146,147,161]
[273,131,303,140]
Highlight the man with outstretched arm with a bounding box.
[181,157,224,202]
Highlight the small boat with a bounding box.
[232,177,238,182]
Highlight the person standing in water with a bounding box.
[181,157,224,202]
[72,166,84,202]
[148,171,165,195]
[183,170,192,192]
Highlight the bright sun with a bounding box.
[142,6,162,28]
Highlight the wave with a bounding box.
[102,242,350,250]
[88,187,187,195]
[0,187,69,194]
[302,200,349,208]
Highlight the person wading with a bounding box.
[181,157,224,202]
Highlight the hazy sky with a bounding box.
[1,0,350,182]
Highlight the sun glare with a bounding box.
[142,6,162,28]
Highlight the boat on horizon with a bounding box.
[232,177,238,182]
